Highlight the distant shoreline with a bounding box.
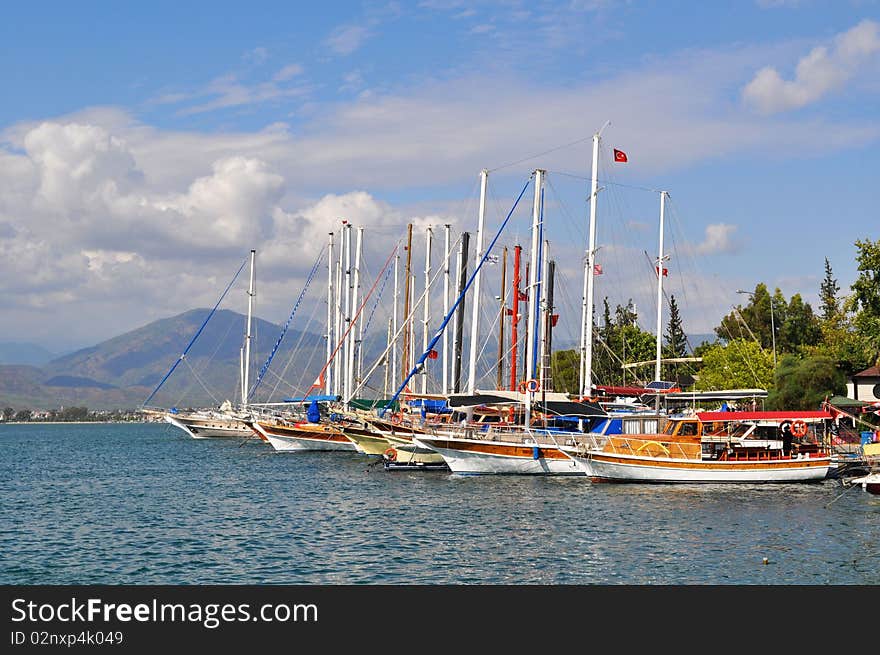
[1,420,157,425]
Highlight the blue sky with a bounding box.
[1,1,879,361]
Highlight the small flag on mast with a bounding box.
[656,266,668,277]
[593,264,603,276]
[613,149,628,163]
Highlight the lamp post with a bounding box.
[737,289,776,368]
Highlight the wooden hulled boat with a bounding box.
[246,417,358,451]
[574,411,833,483]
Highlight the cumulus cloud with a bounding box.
[324,24,372,56]
[742,19,880,113]
[695,223,740,255]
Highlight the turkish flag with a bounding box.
[656,266,668,277]
[613,148,627,163]
[427,349,438,360]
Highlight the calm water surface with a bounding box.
[1,422,877,584]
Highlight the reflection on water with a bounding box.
[1,423,878,584]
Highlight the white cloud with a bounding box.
[274,63,304,82]
[742,19,880,113]
[324,24,372,56]
[695,224,740,255]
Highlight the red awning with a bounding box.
[696,410,833,422]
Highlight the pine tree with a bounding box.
[664,294,687,381]
[819,257,840,322]
[664,294,687,358]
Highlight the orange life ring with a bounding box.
[526,378,540,393]
[791,420,808,438]
[391,413,402,425]
[518,380,528,393]
[384,447,397,461]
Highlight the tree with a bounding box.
[551,349,579,394]
[715,283,776,350]
[778,293,821,352]
[663,294,687,381]
[2,407,13,421]
[766,355,845,410]
[819,257,840,322]
[848,238,880,366]
[695,339,774,391]
[14,409,32,421]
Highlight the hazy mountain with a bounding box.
[0,342,57,366]
[1,309,326,411]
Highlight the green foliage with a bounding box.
[766,355,845,410]
[551,349,579,394]
[819,257,840,322]
[848,238,880,366]
[695,339,774,390]
[778,293,821,352]
[14,409,32,421]
[663,294,687,380]
[715,283,776,349]
[2,407,13,421]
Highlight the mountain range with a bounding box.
[0,309,325,411]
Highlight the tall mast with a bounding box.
[325,232,334,395]
[525,169,544,383]
[392,253,399,390]
[409,274,416,387]
[544,258,556,392]
[654,191,668,383]
[442,224,451,395]
[384,317,392,396]
[342,221,352,404]
[539,240,551,391]
[467,168,488,395]
[580,127,604,398]
[401,223,413,386]
[333,244,343,398]
[497,246,507,390]
[452,232,469,393]
[241,248,256,408]
[509,244,522,391]
[421,225,433,394]
[348,226,363,407]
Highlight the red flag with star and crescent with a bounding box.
[613,148,627,163]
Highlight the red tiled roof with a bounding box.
[854,366,880,377]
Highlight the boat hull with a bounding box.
[249,421,357,452]
[850,472,880,494]
[414,436,584,476]
[165,414,253,439]
[581,452,831,483]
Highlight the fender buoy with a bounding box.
[384,447,397,461]
[791,420,808,438]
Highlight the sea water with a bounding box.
[1,422,877,585]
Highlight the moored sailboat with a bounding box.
[573,410,833,483]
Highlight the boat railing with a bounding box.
[599,435,701,461]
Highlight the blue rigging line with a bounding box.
[142,254,250,408]
[248,247,326,400]
[380,176,533,417]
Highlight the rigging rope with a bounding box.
[249,246,326,400]
[142,253,249,408]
